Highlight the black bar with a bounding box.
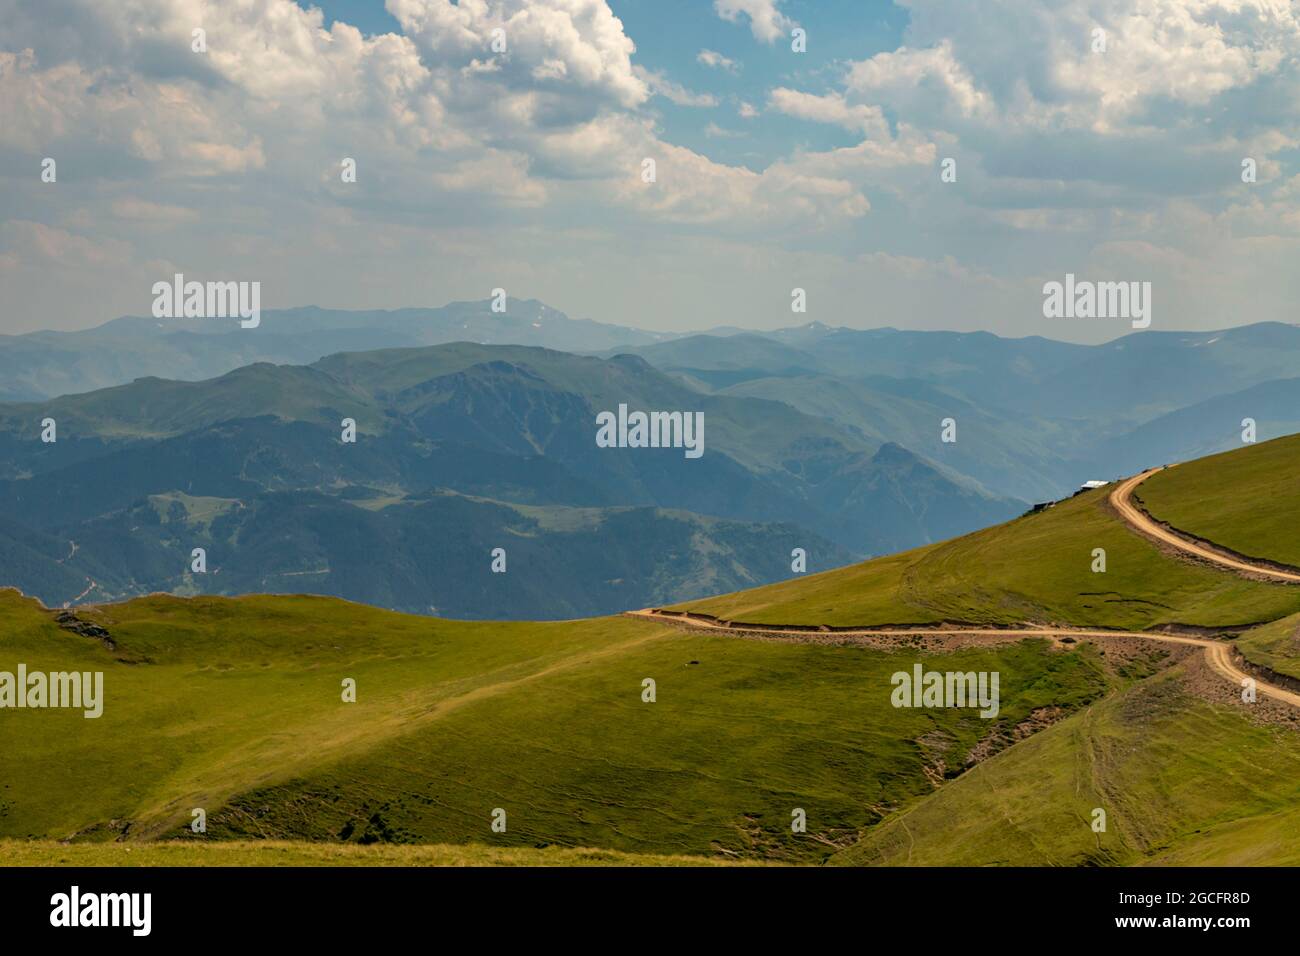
[0,865,1287,943]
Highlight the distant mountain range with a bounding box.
[3,299,1298,617]
[0,341,1015,617]
[603,320,1300,502]
[0,299,675,403]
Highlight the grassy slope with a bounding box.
[8,433,1300,867]
[1237,612,1300,681]
[0,589,1110,862]
[679,488,1300,631]
[0,590,664,840]
[0,840,742,867]
[1135,432,1300,568]
[198,633,1107,861]
[832,668,1300,866]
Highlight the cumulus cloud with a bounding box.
[1,0,1296,340]
[851,0,1300,135]
[697,49,739,72]
[634,65,718,107]
[769,0,1300,257]
[703,122,744,138]
[844,40,991,121]
[768,88,890,135]
[0,0,863,233]
[620,141,869,228]
[713,0,793,44]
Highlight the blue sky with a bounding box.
[2,0,1298,340]
[608,0,908,170]
[310,0,910,170]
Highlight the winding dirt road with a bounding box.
[626,464,1300,711]
[625,611,1300,709]
[1109,468,1300,584]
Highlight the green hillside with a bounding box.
[0,588,1109,861]
[832,667,1300,866]
[0,363,382,440]
[0,840,739,867]
[1237,612,1300,681]
[1135,432,1300,568]
[679,486,1300,631]
[6,432,1300,867]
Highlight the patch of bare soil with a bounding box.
[964,706,1068,767]
[915,728,956,788]
[1073,633,1181,677]
[67,818,134,842]
[656,619,1070,653]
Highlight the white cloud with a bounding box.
[768,88,890,135]
[110,198,200,224]
[844,40,991,121]
[713,0,793,44]
[2,0,1296,341]
[697,49,739,72]
[390,0,648,109]
[861,0,1300,134]
[704,123,744,138]
[634,65,718,107]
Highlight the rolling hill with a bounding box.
[5,433,1300,866]
[0,589,1109,860]
[677,482,1300,632]
[832,668,1300,866]
[1132,431,1300,570]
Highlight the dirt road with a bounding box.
[625,465,1300,711]
[1109,468,1300,583]
[626,608,1300,709]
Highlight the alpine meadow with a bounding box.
[1,0,1298,942]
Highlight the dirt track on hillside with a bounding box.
[1110,468,1300,583]
[625,609,1300,710]
[623,465,1300,712]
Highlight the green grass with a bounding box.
[196,633,1109,861]
[0,840,743,867]
[0,589,1110,862]
[0,590,665,841]
[8,434,1300,867]
[1136,432,1300,568]
[831,667,1300,866]
[1237,612,1300,681]
[680,489,1300,631]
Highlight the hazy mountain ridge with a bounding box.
[6,301,1299,616]
[0,342,1017,616]
[0,299,676,402]
[613,320,1300,502]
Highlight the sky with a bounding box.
[1,0,1298,341]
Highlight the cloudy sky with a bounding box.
[2,0,1298,340]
